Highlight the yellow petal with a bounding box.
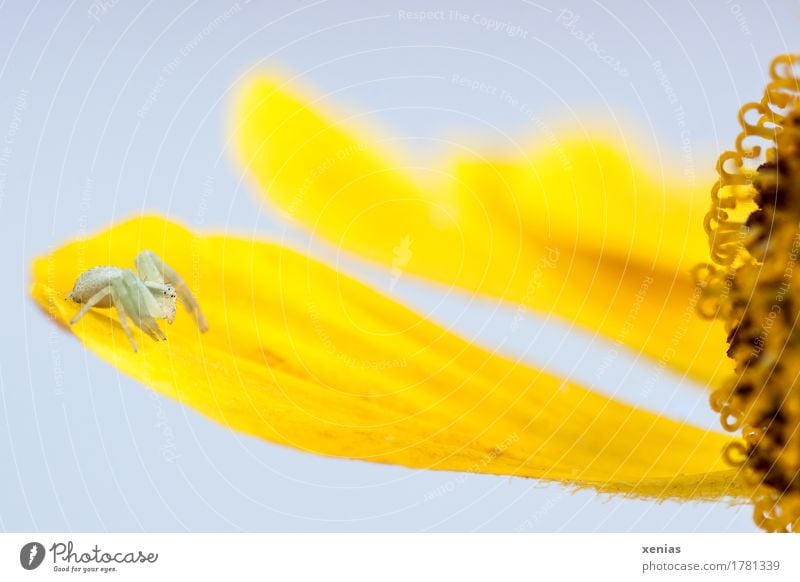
[31,216,746,501]
[234,77,730,387]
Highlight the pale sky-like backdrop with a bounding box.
[1,0,797,532]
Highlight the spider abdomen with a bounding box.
[67,266,125,307]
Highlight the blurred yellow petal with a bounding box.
[234,77,730,387]
[31,216,746,501]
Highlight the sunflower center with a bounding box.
[698,55,800,533]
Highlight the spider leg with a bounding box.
[112,272,166,342]
[130,276,168,340]
[108,286,138,352]
[69,286,112,325]
[135,249,208,332]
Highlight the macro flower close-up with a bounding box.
[28,51,800,534]
[7,4,800,557]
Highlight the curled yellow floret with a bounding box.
[698,54,800,532]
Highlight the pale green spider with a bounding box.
[67,250,208,351]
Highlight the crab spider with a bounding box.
[67,250,208,352]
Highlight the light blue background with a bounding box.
[0,0,793,532]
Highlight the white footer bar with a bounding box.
[1,534,796,581]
